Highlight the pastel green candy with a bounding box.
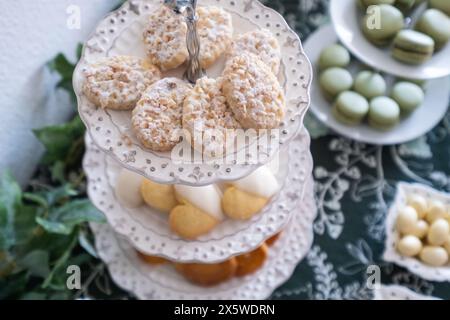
[354,71,386,99]
[416,9,450,50]
[368,96,400,130]
[362,4,404,46]
[319,68,354,101]
[358,0,395,8]
[333,91,369,125]
[430,0,450,16]
[391,82,424,113]
[392,30,435,64]
[319,44,351,70]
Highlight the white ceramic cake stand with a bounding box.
[83,127,313,263]
[74,0,312,186]
[90,175,316,300]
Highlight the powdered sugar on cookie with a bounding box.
[83,55,161,110]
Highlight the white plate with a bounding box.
[373,285,439,300]
[330,0,450,80]
[383,182,450,282]
[90,176,317,300]
[74,0,312,186]
[305,24,450,145]
[83,128,313,263]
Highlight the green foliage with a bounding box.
[0,46,105,300]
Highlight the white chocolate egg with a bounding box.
[420,246,449,267]
[409,220,429,239]
[233,166,279,199]
[408,195,428,219]
[444,236,450,256]
[426,200,449,223]
[115,169,144,208]
[397,235,423,257]
[174,184,225,221]
[396,206,418,234]
[427,219,450,246]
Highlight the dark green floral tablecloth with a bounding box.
[83,0,450,300]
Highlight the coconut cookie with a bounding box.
[115,169,145,208]
[170,185,224,239]
[229,29,281,75]
[223,53,285,129]
[132,78,192,152]
[143,6,189,71]
[175,258,237,286]
[222,166,280,220]
[183,77,240,157]
[83,55,161,110]
[140,179,178,213]
[197,6,233,69]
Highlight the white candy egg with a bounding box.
[420,246,449,267]
[408,195,428,219]
[427,219,450,246]
[409,220,429,239]
[396,206,419,234]
[115,169,144,208]
[426,200,449,223]
[397,235,423,257]
[444,236,450,256]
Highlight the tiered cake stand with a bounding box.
[77,0,315,299]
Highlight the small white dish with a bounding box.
[90,177,317,300]
[330,0,450,80]
[373,285,439,300]
[383,182,450,282]
[304,24,450,146]
[83,128,313,263]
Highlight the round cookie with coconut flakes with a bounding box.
[228,29,281,75]
[143,6,189,71]
[83,55,161,110]
[222,52,285,129]
[132,78,192,152]
[183,77,240,158]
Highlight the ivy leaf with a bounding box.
[36,200,105,235]
[17,250,50,278]
[33,116,85,165]
[0,171,22,251]
[47,52,77,100]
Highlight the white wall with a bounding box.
[0,0,120,186]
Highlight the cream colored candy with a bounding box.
[409,220,429,239]
[444,236,450,256]
[174,185,225,221]
[397,235,423,257]
[427,219,450,246]
[396,206,418,234]
[420,246,449,267]
[426,200,449,223]
[233,166,279,199]
[408,195,428,219]
[115,169,144,208]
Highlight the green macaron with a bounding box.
[368,96,401,130]
[333,91,369,125]
[416,9,450,50]
[430,0,450,16]
[354,71,386,99]
[391,81,425,114]
[392,30,435,64]
[318,44,351,70]
[362,4,404,46]
[358,0,395,8]
[319,68,354,101]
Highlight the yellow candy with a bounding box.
[444,236,450,256]
[426,200,448,223]
[409,220,429,239]
[396,206,418,234]
[427,219,450,246]
[408,195,428,219]
[420,246,449,267]
[222,187,268,220]
[397,235,423,257]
